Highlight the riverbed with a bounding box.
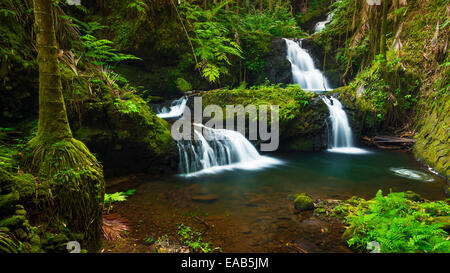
[102,148,447,253]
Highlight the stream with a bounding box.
[106,149,447,253]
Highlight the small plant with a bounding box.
[177,224,221,253]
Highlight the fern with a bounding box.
[178,1,242,83]
[344,190,450,253]
[104,189,136,213]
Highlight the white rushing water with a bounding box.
[322,96,369,154]
[390,168,435,182]
[156,96,187,119]
[177,124,281,176]
[314,13,333,33]
[283,37,367,154]
[284,38,332,91]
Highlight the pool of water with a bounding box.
[108,148,447,253]
[180,148,446,200]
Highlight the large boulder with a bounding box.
[199,86,329,152]
[413,91,450,180]
[70,94,179,177]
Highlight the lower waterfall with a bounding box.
[177,124,281,176]
[322,96,369,154]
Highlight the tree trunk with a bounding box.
[380,0,389,59]
[33,0,72,144]
[29,0,105,252]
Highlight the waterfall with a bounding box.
[284,38,332,92]
[177,124,281,176]
[322,96,369,154]
[314,13,333,33]
[283,37,367,154]
[156,96,187,119]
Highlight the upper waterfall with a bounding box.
[156,96,188,119]
[284,38,332,92]
[314,13,333,33]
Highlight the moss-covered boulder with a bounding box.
[0,166,44,253]
[293,193,315,211]
[71,93,178,177]
[199,85,329,151]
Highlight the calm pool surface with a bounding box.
[109,148,447,252]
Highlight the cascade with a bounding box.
[156,96,188,119]
[284,38,332,91]
[177,124,280,176]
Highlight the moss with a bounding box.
[0,215,26,228]
[404,190,425,202]
[314,207,326,214]
[22,137,104,251]
[176,77,192,93]
[71,93,178,176]
[342,225,356,242]
[413,90,450,180]
[0,192,19,213]
[293,193,315,211]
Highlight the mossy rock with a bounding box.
[342,225,355,242]
[293,193,315,211]
[431,216,450,231]
[200,86,329,151]
[71,94,178,177]
[405,190,425,202]
[0,215,26,228]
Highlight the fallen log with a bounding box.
[362,135,416,150]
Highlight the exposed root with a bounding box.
[102,214,130,241]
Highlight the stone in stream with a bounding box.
[241,225,252,234]
[191,194,219,203]
[293,193,315,211]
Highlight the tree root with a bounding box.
[23,137,105,251]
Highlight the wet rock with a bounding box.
[299,38,342,88]
[444,185,450,198]
[293,193,315,211]
[265,37,292,85]
[72,95,179,178]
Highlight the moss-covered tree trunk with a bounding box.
[27,0,104,252]
[33,0,72,143]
